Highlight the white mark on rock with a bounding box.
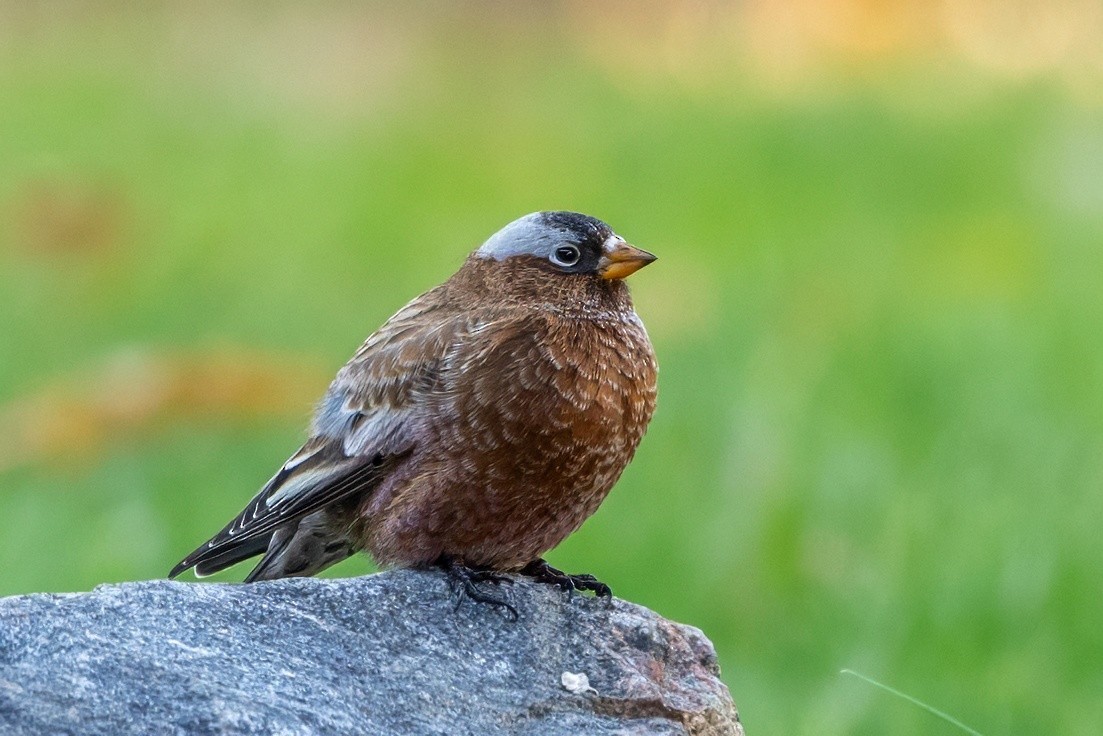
[561,671,597,695]
[166,639,216,657]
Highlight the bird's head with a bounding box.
[475,211,656,281]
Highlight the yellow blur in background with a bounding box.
[2,2,1102,734]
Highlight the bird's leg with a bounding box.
[520,558,612,599]
[438,555,518,620]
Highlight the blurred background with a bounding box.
[2,1,1101,733]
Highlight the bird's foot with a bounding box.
[439,556,518,620]
[520,558,612,599]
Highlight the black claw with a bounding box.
[521,559,612,599]
[439,556,518,620]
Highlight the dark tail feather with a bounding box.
[242,514,357,583]
[169,533,273,579]
[194,534,274,577]
[242,528,296,583]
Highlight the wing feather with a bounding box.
[169,289,472,578]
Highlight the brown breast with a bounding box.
[362,258,658,569]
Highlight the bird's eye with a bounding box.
[551,245,581,267]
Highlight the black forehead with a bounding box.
[539,211,613,246]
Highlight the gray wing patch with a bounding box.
[169,296,472,580]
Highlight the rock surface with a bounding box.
[0,570,742,735]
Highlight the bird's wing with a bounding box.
[169,288,470,577]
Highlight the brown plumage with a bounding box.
[170,211,657,608]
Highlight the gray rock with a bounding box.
[0,570,742,735]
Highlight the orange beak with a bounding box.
[598,241,657,280]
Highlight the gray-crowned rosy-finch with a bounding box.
[170,212,657,613]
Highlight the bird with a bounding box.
[169,211,658,614]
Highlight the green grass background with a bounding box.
[2,4,1102,734]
